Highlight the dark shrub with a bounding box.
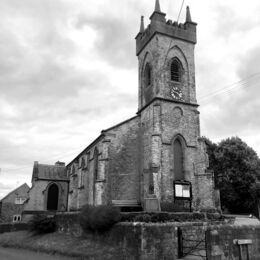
[79,205,121,233]
[160,201,188,212]
[120,212,137,222]
[121,211,224,223]
[134,214,152,222]
[29,214,56,234]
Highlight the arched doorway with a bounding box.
[174,138,184,180]
[47,183,59,211]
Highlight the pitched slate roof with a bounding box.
[32,162,68,181]
[0,183,29,202]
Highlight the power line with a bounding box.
[162,0,186,71]
[198,73,260,101]
[198,73,260,104]
[177,0,185,23]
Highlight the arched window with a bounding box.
[144,63,152,87]
[47,183,59,211]
[171,59,182,82]
[93,148,99,181]
[174,139,184,180]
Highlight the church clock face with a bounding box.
[171,86,183,101]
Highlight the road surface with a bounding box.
[0,247,78,260]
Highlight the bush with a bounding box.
[134,214,152,222]
[160,201,190,212]
[79,205,121,233]
[29,214,56,234]
[120,211,224,223]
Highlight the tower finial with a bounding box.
[140,16,144,33]
[185,6,192,23]
[155,0,161,12]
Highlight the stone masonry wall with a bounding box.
[107,116,141,201]
[24,180,68,212]
[0,184,29,223]
[140,98,215,210]
[55,212,178,260]
[138,35,196,110]
[137,27,215,210]
[206,225,260,260]
[55,213,242,260]
[67,137,107,210]
[0,203,24,223]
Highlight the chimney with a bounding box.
[55,161,65,167]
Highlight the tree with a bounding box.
[204,136,260,213]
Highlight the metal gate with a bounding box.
[178,227,207,259]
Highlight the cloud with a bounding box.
[73,0,144,69]
[213,2,260,39]
[0,182,17,200]
[75,15,136,68]
[200,44,260,147]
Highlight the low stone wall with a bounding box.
[206,225,260,260]
[55,212,260,260]
[55,212,178,260]
[0,223,28,234]
[55,212,227,260]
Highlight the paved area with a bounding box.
[224,215,260,225]
[234,216,260,225]
[0,247,77,260]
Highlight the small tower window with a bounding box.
[171,59,182,82]
[144,63,152,87]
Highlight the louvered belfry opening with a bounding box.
[174,139,184,180]
[171,59,181,82]
[47,183,59,211]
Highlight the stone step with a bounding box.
[177,250,207,260]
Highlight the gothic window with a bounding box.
[171,58,182,82]
[47,183,59,211]
[78,171,84,188]
[83,153,90,170]
[80,156,85,169]
[93,148,99,181]
[144,63,152,87]
[174,138,184,180]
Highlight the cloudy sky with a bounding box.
[1,0,260,198]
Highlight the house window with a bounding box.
[13,215,21,222]
[171,59,182,82]
[144,63,152,87]
[15,198,26,205]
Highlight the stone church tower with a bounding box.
[60,0,217,212]
[136,0,215,210]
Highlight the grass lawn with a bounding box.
[0,231,125,259]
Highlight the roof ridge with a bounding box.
[0,183,29,202]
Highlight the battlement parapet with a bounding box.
[136,17,197,56]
